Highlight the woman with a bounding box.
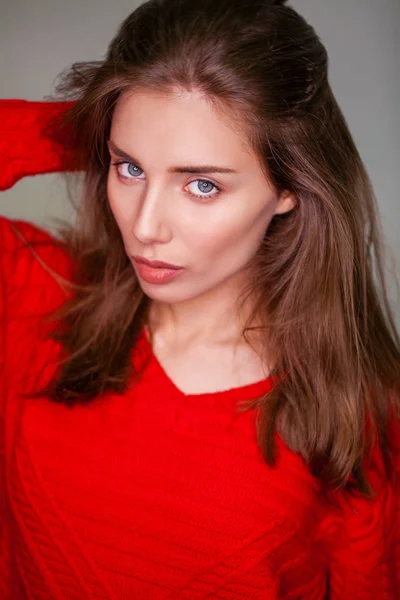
[1,0,399,597]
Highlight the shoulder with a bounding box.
[0,216,75,394]
[0,214,67,255]
[0,215,74,294]
[0,216,75,360]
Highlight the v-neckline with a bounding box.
[139,326,275,401]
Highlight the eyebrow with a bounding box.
[107,140,238,175]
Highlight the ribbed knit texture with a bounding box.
[0,100,399,599]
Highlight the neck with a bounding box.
[146,275,258,348]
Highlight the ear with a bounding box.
[274,190,297,216]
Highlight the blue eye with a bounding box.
[111,161,222,201]
[186,179,221,200]
[113,161,144,179]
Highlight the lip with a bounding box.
[131,258,185,285]
[131,255,183,270]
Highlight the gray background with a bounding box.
[0,0,399,315]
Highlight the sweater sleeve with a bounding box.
[319,429,400,599]
[0,99,79,191]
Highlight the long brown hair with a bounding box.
[35,0,400,496]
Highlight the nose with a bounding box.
[132,183,172,245]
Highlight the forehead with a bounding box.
[110,88,255,164]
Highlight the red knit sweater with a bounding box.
[0,100,399,599]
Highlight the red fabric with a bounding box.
[0,100,399,598]
[0,99,78,191]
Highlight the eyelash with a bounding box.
[111,160,222,201]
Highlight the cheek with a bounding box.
[107,177,136,231]
[187,204,274,271]
[107,176,120,221]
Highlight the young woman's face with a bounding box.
[107,89,295,303]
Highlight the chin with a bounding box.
[137,282,186,300]
[139,283,204,305]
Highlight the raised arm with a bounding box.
[0,99,79,191]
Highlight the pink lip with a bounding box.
[131,255,182,270]
[132,258,184,285]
